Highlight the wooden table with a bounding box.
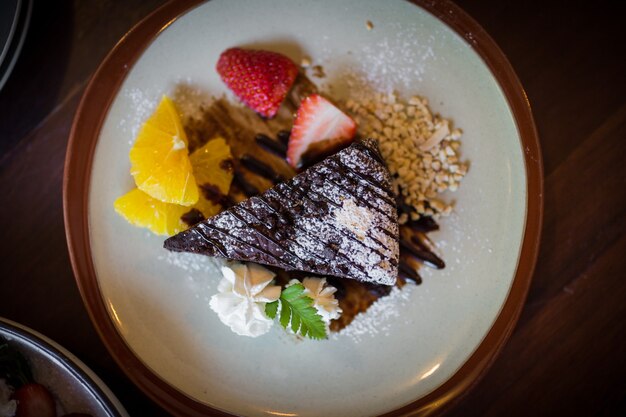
[1,1,624,416]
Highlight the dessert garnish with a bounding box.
[286,94,357,168]
[265,282,327,340]
[129,95,198,206]
[287,278,342,326]
[346,92,468,221]
[209,263,281,337]
[187,137,235,219]
[164,138,400,286]
[114,188,190,236]
[209,264,334,339]
[115,97,234,236]
[216,48,299,118]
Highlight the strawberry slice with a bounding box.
[287,94,357,168]
[216,48,298,118]
[13,383,56,417]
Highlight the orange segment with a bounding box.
[114,188,190,236]
[189,137,234,218]
[130,96,199,206]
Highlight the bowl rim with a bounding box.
[62,0,543,416]
[0,317,129,417]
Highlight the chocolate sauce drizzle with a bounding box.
[199,183,235,207]
[240,154,286,183]
[232,171,260,198]
[255,133,287,158]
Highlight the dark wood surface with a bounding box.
[0,1,624,416]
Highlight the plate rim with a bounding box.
[62,0,543,416]
[0,317,129,417]
[0,0,32,91]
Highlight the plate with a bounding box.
[64,1,542,416]
[0,317,128,417]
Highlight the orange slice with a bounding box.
[130,96,199,206]
[189,137,234,218]
[114,188,190,236]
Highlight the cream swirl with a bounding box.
[209,263,281,337]
[289,277,342,324]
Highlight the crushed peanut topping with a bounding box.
[300,56,312,68]
[345,92,468,222]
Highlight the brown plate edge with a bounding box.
[62,1,544,417]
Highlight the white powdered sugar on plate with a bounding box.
[356,32,436,90]
[332,284,415,344]
[315,23,442,94]
[157,252,226,299]
[120,80,211,146]
[121,88,155,143]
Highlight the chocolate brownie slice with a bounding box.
[164,138,399,285]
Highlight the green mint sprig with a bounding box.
[265,283,327,340]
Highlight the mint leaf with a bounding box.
[279,298,291,328]
[274,283,327,340]
[265,300,278,319]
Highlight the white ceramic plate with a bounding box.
[67,1,541,416]
[0,318,128,417]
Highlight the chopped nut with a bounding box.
[343,91,468,219]
[408,96,422,106]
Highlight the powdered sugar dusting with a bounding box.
[157,251,226,297]
[122,88,155,143]
[357,31,436,91]
[334,198,374,240]
[315,23,442,93]
[120,81,212,146]
[332,284,415,343]
[157,251,220,273]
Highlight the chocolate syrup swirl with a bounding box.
[232,171,260,198]
[255,133,287,157]
[181,208,205,227]
[199,183,235,207]
[240,154,285,183]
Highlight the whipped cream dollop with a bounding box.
[289,277,342,324]
[209,263,281,337]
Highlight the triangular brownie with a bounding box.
[164,138,399,285]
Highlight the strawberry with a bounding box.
[13,383,56,417]
[216,48,298,118]
[287,94,357,168]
